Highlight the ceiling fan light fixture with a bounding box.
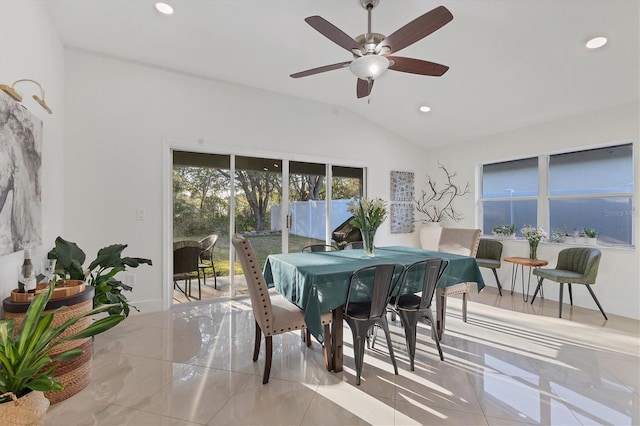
[349,55,390,80]
[419,106,431,113]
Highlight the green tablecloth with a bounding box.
[263,246,484,342]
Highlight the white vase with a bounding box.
[419,221,442,250]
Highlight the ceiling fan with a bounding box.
[290,0,453,99]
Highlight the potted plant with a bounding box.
[48,237,152,317]
[0,283,123,425]
[414,164,470,249]
[492,224,516,240]
[581,227,598,245]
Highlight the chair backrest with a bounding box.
[438,228,481,257]
[344,241,364,250]
[345,263,404,319]
[302,244,337,252]
[173,245,202,275]
[395,258,448,310]
[476,238,503,261]
[556,247,601,283]
[232,235,275,335]
[199,234,219,262]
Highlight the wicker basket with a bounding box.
[0,391,50,426]
[2,286,95,404]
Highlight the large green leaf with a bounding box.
[49,237,86,280]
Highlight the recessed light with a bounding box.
[586,36,607,49]
[419,106,431,113]
[155,2,174,15]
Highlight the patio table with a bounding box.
[263,246,484,372]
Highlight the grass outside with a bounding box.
[175,233,324,276]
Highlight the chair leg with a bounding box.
[424,310,444,361]
[586,285,608,320]
[568,283,573,305]
[378,317,398,376]
[461,292,468,323]
[558,283,564,318]
[531,277,543,304]
[492,268,502,296]
[346,319,369,386]
[212,263,217,289]
[253,321,261,362]
[398,310,419,371]
[305,329,312,347]
[263,336,272,384]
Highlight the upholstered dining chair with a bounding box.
[198,234,219,289]
[232,234,331,384]
[301,244,338,252]
[475,238,504,296]
[389,258,448,370]
[344,263,404,385]
[531,247,607,320]
[173,240,203,300]
[437,227,481,328]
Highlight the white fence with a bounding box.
[271,200,353,240]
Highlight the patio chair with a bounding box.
[531,247,607,320]
[173,241,203,300]
[232,234,332,384]
[199,234,219,289]
[344,263,404,385]
[476,238,504,296]
[344,241,364,249]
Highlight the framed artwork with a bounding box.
[0,91,43,255]
[390,170,414,201]
[390,203,415,234]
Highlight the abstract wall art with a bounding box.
[390,203,415,234]
[0,91,43,255]
[390,170,414,201]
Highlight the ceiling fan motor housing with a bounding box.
[360,0,380,10]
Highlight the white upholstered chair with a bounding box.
[436,227,481,333]
[232,234,331,384]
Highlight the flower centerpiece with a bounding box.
[348,197,387,257]
[521,225,547,259]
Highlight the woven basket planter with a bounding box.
[2,284,95,404]
[0,391,50,426]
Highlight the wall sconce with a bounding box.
[0,79,53,114]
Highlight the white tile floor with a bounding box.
[45,286,640,425]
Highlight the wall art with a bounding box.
[390,203,415,234]
[390,170,414,201]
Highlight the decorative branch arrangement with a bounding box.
[414,164,470,222]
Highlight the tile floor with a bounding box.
[45,287,639,425]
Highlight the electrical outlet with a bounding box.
[136,208,145,221]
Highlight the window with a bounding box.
[480,143,634,246]
[481,158,538,237]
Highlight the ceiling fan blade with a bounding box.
[305,16,362,53]
[387,56,449,76]
[376,6,453,54]
[290,61,352,78]
[356,78,373,98]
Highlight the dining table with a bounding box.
[263,245,485,372]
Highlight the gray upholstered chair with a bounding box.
[531,247,606,320]
[198,234,219,289]
[436,228,481,328]
[476,238,504,296]
[232,234,332,384]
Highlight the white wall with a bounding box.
[421,102,640,319]
[0,1,65,309]
[63,49,428,312]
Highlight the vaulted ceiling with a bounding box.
[46,0,639,147]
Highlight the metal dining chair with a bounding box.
[344,263,404,385]
[389,258,448,370]
[301,244,337,252]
